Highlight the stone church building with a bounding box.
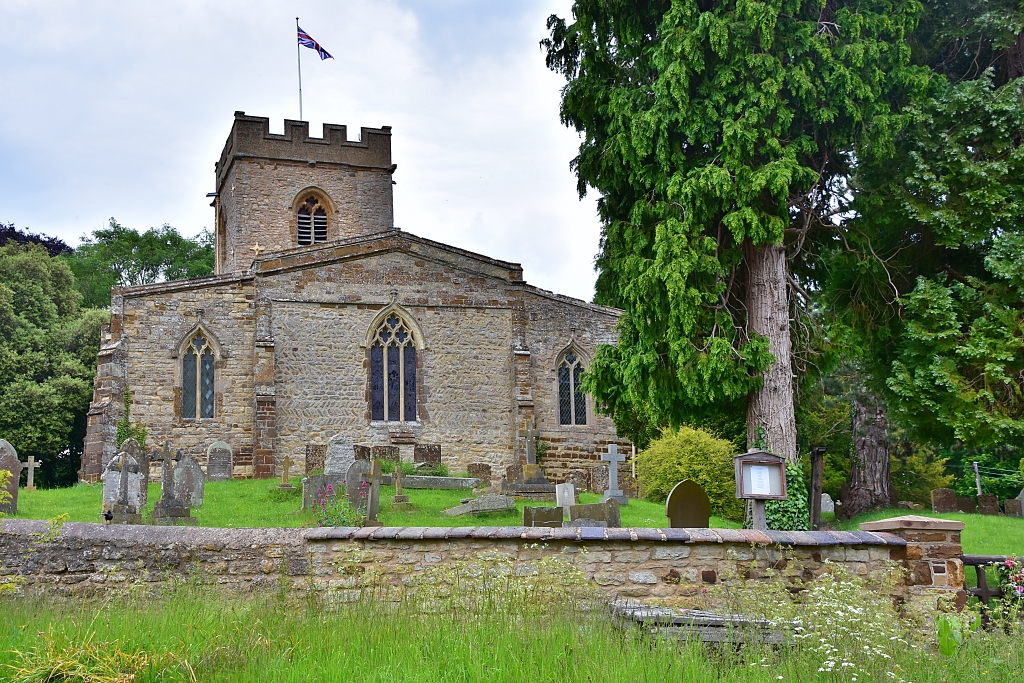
[79,112,629,483]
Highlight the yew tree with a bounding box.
[544,0,923,459]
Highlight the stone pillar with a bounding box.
[80,312,128,483]
[860,515,964,608]
[252,287,276,479]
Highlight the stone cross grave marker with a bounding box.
[555,482,576,511]
[120,438,149,507]
[366,459,383,526]
[601,445,628,505]
[206,441,233,482]
[23,456,42,491]
[101,453,144,524]
[325,434,355,477]
[518,420,537,464]
[665,480,711,528]
[0,439,22,515]
[279,454,295,489]
[152,445,196,525]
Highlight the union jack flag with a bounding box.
[297,26,333,60]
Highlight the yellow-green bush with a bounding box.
[636,426,742,520]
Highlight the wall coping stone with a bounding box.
[859,515,964,532]
[1,520,909,547]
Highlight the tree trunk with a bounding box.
[744,242,798,462]
[1008,30,1024,82]
[841,397,891,517]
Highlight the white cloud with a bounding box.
[0,0,601,301]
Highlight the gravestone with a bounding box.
[601,445,628,505]
[665,480,711,528]
[443,494,516,516]
[392,463,411,509]
[305,443,327,474]
[120,438,149,507]
[820,493,835,514]
[0,440,22,515]
[100,453,144,524]
[414,444,441,466]
[354,444,371,461]
[568,499,621,528]
[931,488,957,513]
[555,482,577,510]
[565,469,590,493]
[978,494,1000,515]
[956,496,977,513]
[366,460,383,525]
[590,464,609,494]
[372,446,400,463]
[302,474,345,510]
[152,445,196,526]
[206,441,233,482]
[1005,499,1023,518]
[467,463,492,481]
[23,456,41,492]
[174,451,205,509]
[524,506,563,527]
[346,460,373,512]
[325,434,355,477]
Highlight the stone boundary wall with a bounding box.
[0,517,961,606]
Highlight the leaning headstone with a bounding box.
[302,474,345,510]
[665,480,711,528]
[0,440,22,515]
[346,459,373,513]
[524,506,563,527]
[569,499,621,528]
[1005,499,1023,518]
[443,494,516,516]
[174,451,205,509]
[152,445,196,526]
[305,443,327,474]
[555,482,577,510]
[956,496,977,513]
[467,463,492,481]
[372,446,401,463]
[120,438,149,507]
[206,441,233,482]
[931,488,956,513]
[100,453,144,524]
[820,493,835,514]
[414,444,441,466]
[601,445,628,505]
[366,460,383,526]
[325,434,355,477]
[978,494,1000,515]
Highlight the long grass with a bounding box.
[834,508,1024,556]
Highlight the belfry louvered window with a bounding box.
[297,196,328,246]
[558,352,586,426]
[182,333,215,419]
[370,314,417,423]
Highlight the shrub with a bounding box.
[636,426,742,519]
[311,483,362,527]
[764,460,809,530]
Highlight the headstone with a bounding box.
[600,445,628,505]
[392,463,410,507]
[565,518,607,528]
[414,444,441,466]
[278,453,297,489]
[120,438,149,507]
[1005,498,1023,518]
[820,493,835,514]
[305,443,327,474]
[467,463,492,481]
[519,464,550,485]
[443,494,516,516]
[555,482,577,509]
[0,440,22,515]
[590,464,609,494]
[665,480,711,528]
[354,444,371,461]
[174,451,205,509]
[302,474,345,510]
[524,506,563,527]
[564,469,590,493]
[956,495,977,513]
[978,494,1000,515]
[931,488,956,513]
[152,445,196,526]
[520,419,538,464]
[898,500,924,510]
[206,441,233,482]
[100,453,144,524]
[569,500,621,528]
[372,446,400,463]
[346,460,373,512]
[23,456,42,492]
[366,460,383,525]
[325,434,355,476]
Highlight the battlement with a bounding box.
[215,112,393,190]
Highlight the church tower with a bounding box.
[213,112,396,273]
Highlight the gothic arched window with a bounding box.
[297,195,328,246]
[182,333,215,419]
[558,351,586,426]
[370,314,417,422]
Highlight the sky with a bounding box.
[0,1,602,302]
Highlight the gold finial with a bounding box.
[250,242,264,259]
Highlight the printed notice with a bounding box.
[749,465,771,495]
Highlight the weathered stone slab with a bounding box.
[206,441,233,482]
[467,463,491,481]
[372,446,400,463]
[118,439,149,507]
[0,440,21,515]
[101,453,144,523]
[518,463,549,485]
[569,500,621,528]
[523,506,562,527]
[1005,499,1023,518]
[564,469,590,493]
[931,488,956,514]
[820,493,835,514]
[302,474,345,510]
[565,518,607,528]
[413,444,440,465]
[555,482,576,508]
[380,475,480,490]
[346,460,372,512]
[978,494,1000,515]
[325,434,355,477]
[305,444,327,474]
[354,444,371,461]
[665,480,710,528]
[174,451,205,509]
[955,496,976,513]
[443,495,515,516]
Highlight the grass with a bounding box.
[834,508,1024,556]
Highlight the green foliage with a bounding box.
[937,612,981,657]
[0,243,103,487]
[115,386,147,449]
[635,426,742,520]
[764,461,809,531]
[310,482,362,527]
[544,0,926,445]
[889,442,954,505]
[0,469,10,515]
[65,219,214,308]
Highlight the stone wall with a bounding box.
[0,517,963,609]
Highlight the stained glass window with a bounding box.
[558,351,587,426]
[298,196,328,246]
[369,313,417,422]
[182,332,215,419]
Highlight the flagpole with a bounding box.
[296,17,303,121]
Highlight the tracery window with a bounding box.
[370,314,417,422]
[297,195,328,246]
[182,333,215,419]
[558,352,586,426]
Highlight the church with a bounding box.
[79,112,629,483]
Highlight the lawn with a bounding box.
[835,508,1024,556]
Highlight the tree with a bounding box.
[0,222,73,257]
[0,243,105,487]
[543,0,925,458]
[66,219,215,308]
